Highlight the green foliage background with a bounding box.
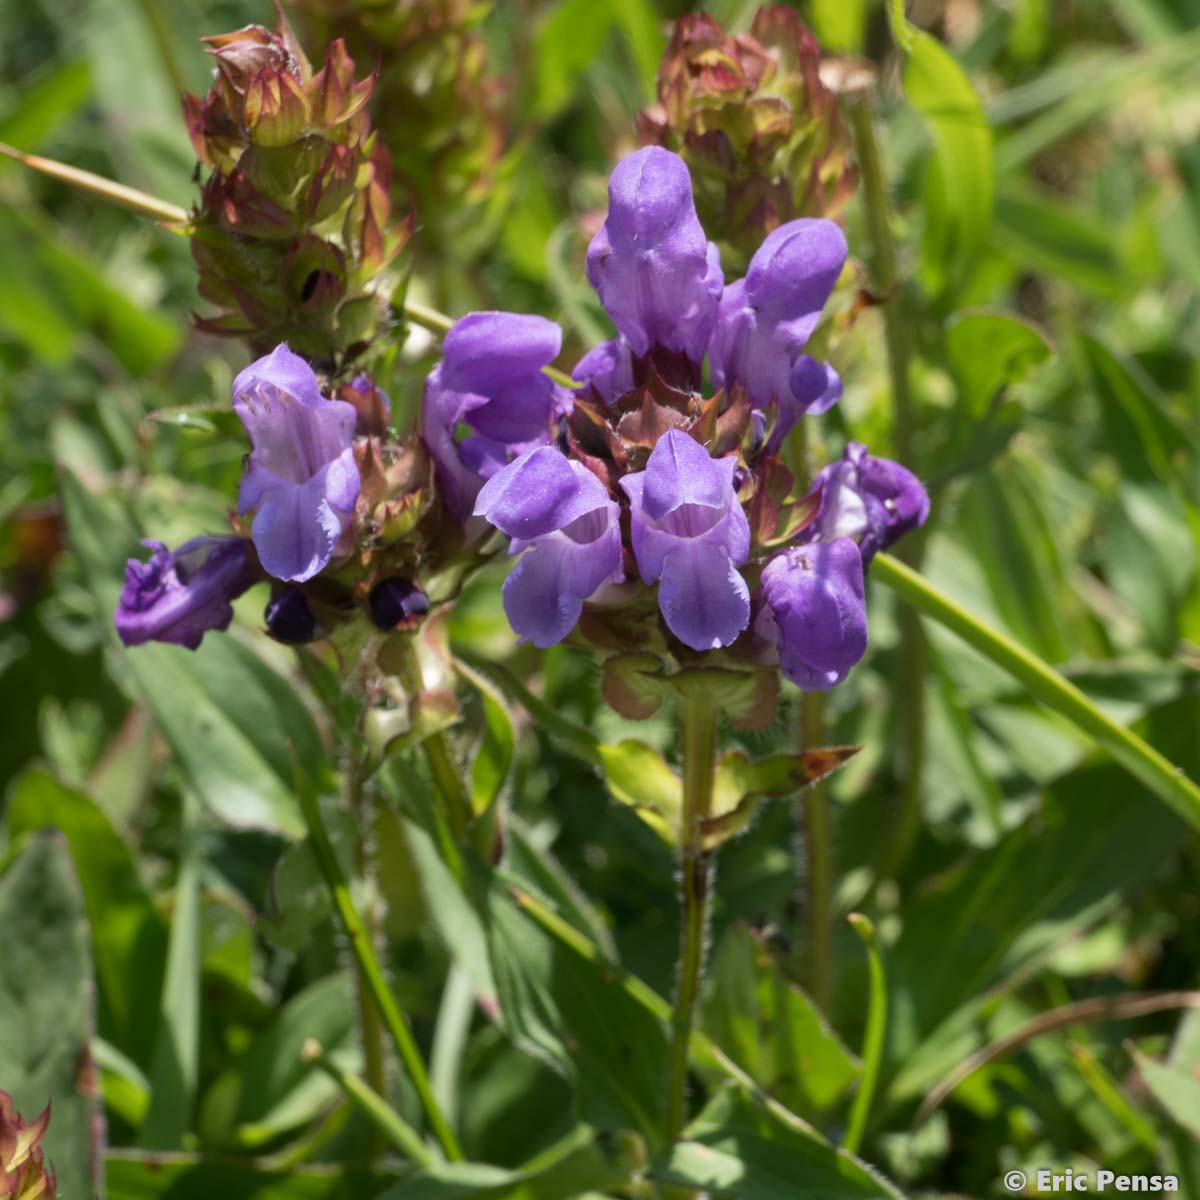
[1,0,1198,1197]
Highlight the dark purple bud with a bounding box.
[369,578,430,631]
[114,537,255,650]
[264,587,319,643]
[337,373,392,437]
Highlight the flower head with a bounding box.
[757,538,866,690]
[475,446,623,648]
[234,344,361,582]
[810,441,930,562]
[422,311,570,519]
[620,429,750,651]
[709,218,847,449]
[585,146,723,367]
[114,537,256,650]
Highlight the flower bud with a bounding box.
[264,587,319,643]
[369,578,429,632]
[0,1090,56,1200]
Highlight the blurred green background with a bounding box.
[1,0,1198,1197]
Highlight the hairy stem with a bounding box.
[848,94,928,881]
[294,765,463,1161]
[663,689,718,1148]
[801,692,833,1012]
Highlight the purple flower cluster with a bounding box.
[115,346,363,649]
[444,146,929,690]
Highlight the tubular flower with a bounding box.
[114,537,256,650]
[620,430,750,651]
[808,441,930,563]
[756,538,867,691]
[709,218,848,450]
[585,145,723,368]
[475,446,623,648]
[421,312,570,519]
[234,344,361,582]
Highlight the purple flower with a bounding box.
[421,312,570,519]
[620,429,750,651]
[114,537,256,649]
[757,538,866,691]
[585,147,723,365]
[709,218,847,449]
[573,338,635,405]
[234,344,361,583]
[475,446,623,648]
[810,441,930,562]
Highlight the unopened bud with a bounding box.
[369,578,429,631]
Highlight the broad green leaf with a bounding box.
[896,19,994,295]
[702,924,860,1117]
[1131,1050,1200,1139]
[5,767,167,1070]
[0,59,91,153]
[105,1153,398,1199]
[456,660,515,818]
[648,1086,902,1199]
[482,870,668,1138]
[198,973,361,1149]
[0,834,104,1200]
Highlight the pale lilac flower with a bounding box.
[585,146,723,366]
[620,429,750,651]
[234,344,360,582]
[422,312,570,518]
[573,337,635,404]
[475,446,623,648]
[756,538,866,690]
[809,441,929,562]
[709,218,847,449]
[115,537,255,649]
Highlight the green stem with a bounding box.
[302,1040,434,1166]
[663,689,718,1147]
[346,758,387,1160]
[801,692,832,1012]
[294,766,463,1161]
[843,914,886,1155]
[848,94,927,880]
[404,299,581,391]
[872,552,1200,831]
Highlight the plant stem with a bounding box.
[403,299,581,391]
[872,551,1200,832]
[294,766,463,1161]
[801,692,833,1012]
[346,756,387,1160]
[302,1040,434,1166]
[843,914,886,1155]
[847,93,928,881]
[663,689,718,1147]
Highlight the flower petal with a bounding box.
[475,446,608,539]
[659,542,750,650]
[586,147,723,362]
[640,428,737,521]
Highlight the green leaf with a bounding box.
[0,833,104,1200]
[1131,1049,1200,1140]
[482,870,668,1138]
[378,1128,630,1198]
[5,767,167,1070]
[533,0,617,118]
[945,311,1051,420]
[702,924,860,1117]
[596,740,680,841]
[648,1085,902,1198]
[456,660,516,818]
[0,59,92,153]
[105,1153,398,1199]
[898,22,994,295]
[198,973,361,1150]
